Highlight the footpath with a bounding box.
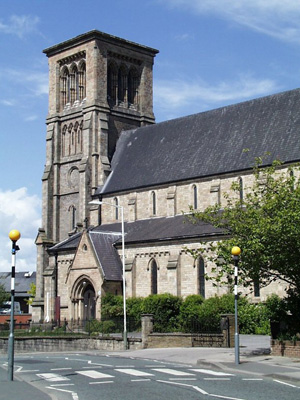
[0,335,300,399]
[110,335,300,384]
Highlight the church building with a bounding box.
[32,30,300,322]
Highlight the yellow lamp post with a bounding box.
[231,246,241,366]
[8,230,21,381]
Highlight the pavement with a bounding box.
[0,335,300,399]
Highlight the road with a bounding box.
[1,352,299,400]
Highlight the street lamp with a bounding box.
[8,229,21,381]
[89,200,127,350]
[231,246,241,366]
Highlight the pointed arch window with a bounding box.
[151,191,156,216]
[239,177,243,203]
[118,65,128,104]
[78,61,86,102]
[254,278,260,297]
[150,259,158,294]
[60,67,70,109]
[128,68,139,107]
[114,197,119,220]
[69,205,77,230]
[198,257,205,298]
[193,185,198,209]
[70,65,78,105]
[108,63,118,105]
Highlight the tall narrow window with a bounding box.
[114,197,119,220]
[151,191,156,215]
[198,257,205,298]
[108,63,118,105]
[254,278,260,297]
[193,185,198,209]
[70,65,78,105]
[60,67,69,109]
[128,68,139,107]
[239,177,243,203]
[78,61,86,102]
[69,205,76,230]
[118,66,128,104]
[150,259,158,294]
[62,125,67,157]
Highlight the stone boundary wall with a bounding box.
[271,339,300,358]
[146,333,225,348]
[0,336,142,354]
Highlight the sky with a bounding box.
[1,0,300,272]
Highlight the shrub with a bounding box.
[101,293,123,318]
[179,295,204,332]
[142,293,182,332]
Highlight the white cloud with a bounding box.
[154,74,279,116]
[0,188,41,272]
[0,100,14,106]
[162,0,300,43]
[0,15,40,38]
[25,115,38,122]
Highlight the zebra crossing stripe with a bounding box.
[152,368,195,376]
[190,369,234,376]
[115,368,154,377]
[76,370,114,379]
[37,373,70,382]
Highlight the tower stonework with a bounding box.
[32,31,158,321]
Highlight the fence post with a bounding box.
[221,314,235,348]
[141,314,153,349]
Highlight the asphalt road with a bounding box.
[1,352,299,400]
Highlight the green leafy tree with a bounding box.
[187,158,300,321]
[26,283,36,305]
[0,283,9,306]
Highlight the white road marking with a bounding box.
[50,384,75,387]
[88,360,112,367]
[273,379,299,388]
[76,370,114,379]
[169,378,197,381]
[204,378,231,381]
[115,368,154,377]
[190,369,234,376]
[51,368,72,371]
[157,379,247,400]
[209,395,246,400]
[89,381,114,385]
[157,380,208,395]
[47,386,78,399]
[152,368,195,376]
[131,378,151,382]
[37,373,70,382]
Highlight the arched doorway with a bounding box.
[83,284,96,320]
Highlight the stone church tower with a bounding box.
[33,31,158,321]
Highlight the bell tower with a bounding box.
[33,31,158,321]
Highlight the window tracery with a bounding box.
[59,59,86,110]
[107,62,140,109]
[61,120,83,157]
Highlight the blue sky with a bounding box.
[1,0,300,271]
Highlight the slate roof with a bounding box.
[0,272,36,296]
[50,214,223,253]
[48,230,123,282]
[92,214,223,244]
[89,231,122,281]
[100,88,300,195]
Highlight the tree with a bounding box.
[0,283,9,306]
[188,158,300,305]
[26,283,36,305]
